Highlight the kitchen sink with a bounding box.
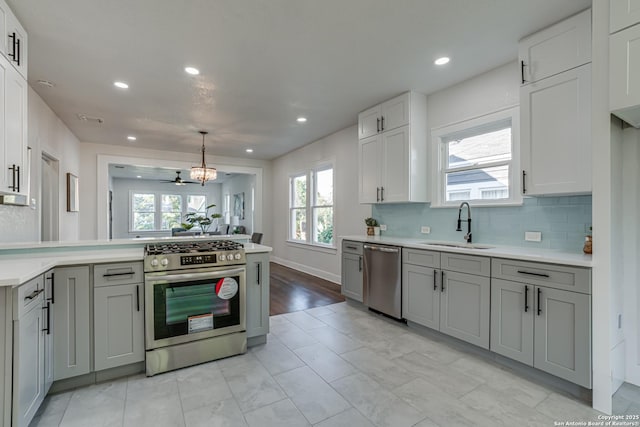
[420,242,494,250]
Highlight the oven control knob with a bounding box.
[150,258,159,267]
[219,254,226,261]
[234,253,242,260]
[160,258,169,267]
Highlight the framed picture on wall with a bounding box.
[233,192,244,220]
[67,173,79,212]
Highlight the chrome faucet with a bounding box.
[456,202,472,243]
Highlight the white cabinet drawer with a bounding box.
[403,248,440,268]
[94,262,143,287]
[491,258,591,294]
[14,274,43,319]
[441,253,490,277]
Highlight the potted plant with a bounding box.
[183,204,223,234]
[364,217,379,236]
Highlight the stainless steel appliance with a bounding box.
[144,240,247,376]
[363,243,402,320]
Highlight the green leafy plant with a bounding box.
[364,217,379,227]
[183,204,223,233]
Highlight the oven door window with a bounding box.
[153,275,241,340]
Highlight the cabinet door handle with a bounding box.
[517,270,550,278]
[25,289,44,300]
[522,170,527,194]
[136,285,140,312]
[376,187,380,202]
[376,117,380,133]
[8,165,16,191]
[257,263,261,285]
[524,285,529,312]
[16,165,20,193]
[16,38,20,66]
[8,33,17,63]
[537,288,542,316]
[381,116,384,131]
[520,60,526,84]
[380,187,384,202]
[440,271,445,292]
[103,271,135,277]
[346,245,357,250]
[42,302,51,335]
[47,273,55,304]
[433,270,437,291]
[358,256,362,272]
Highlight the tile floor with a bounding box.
[31,302,612,427]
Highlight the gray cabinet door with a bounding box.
[534,286,592,388]
[402,263,439,329]
[490,279,534,366]
[341,253,363,302]
[439,270,490,349]
[13,301,44,427]
[94,283,144,371]
[246,253,270,338]
[53,266,90,381]
[43,270,54,394]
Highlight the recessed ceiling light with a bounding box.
[297,117,307,123]
[127,136,137,141]
[114,81,129,89]
[185,67,200,75]
[245,148,254,153]
[434,57,450,66]
[136,175,142,179]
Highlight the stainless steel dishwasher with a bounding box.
[363,243,402,320]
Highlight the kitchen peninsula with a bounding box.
[0,236,272,427]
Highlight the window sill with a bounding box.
[286,240,338,254]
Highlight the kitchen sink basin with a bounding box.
[420,242,494,250]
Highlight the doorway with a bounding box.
[41,153,59,241]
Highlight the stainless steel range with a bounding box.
[144,240,247,376]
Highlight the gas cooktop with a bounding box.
[145,240,244,255]
[144,240,246,272]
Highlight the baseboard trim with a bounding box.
[270,256,341,284]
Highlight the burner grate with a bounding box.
[145,240,244,255]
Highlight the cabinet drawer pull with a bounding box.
[524,285,529,312]
[103,271,135,278]
[537,288,542,316]
[346,245,358,250]
[25,289,44,301]
[517,270,550,278]
[433,270,437,291]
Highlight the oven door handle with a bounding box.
[146,268,245,283]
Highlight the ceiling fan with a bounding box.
[160,171,198,186]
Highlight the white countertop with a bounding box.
[0,243,272,287]
[340,235,592,268]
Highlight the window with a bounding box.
[130,192,209,232]
[289,164,334,247]
[433,107,521,206]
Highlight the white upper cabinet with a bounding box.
[518,9,591,85]
[610,23,640,127]
[2,53,28,197]
[357,91,427,204]
[0,0,27,79]
[611,0,640,34]
[519,10,592,196]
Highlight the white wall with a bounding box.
[0,87,81,243]
[222,175,256,234]
[78,142,272,242]
[271,125,371,283]
[111,178,222,238]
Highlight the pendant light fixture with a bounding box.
[190,131,217,185]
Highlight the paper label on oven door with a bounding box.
[215,277,238,300]
[188,313,214,333]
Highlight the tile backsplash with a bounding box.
[372,196,592,253]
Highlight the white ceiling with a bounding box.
[9,0,590,160]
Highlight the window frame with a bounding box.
[287,161,335,249]
[431,107,522,208]
[160,194,183,231]
[129,191,209,232]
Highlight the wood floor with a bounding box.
[269,262,345,315]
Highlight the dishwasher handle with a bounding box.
[363,244,399,253]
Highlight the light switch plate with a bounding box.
[525,231,542,242]
[421,226,431,234]
[380,224,387,231]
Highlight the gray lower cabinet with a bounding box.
[246,252,270,338]
[402,263,440,330]
[490,279,534,365]
[534,286,591,388]
[341,241,363,301]
[440,270,490,349]
[43,270,54,395]
[13,275,45,427]
[53,266,91,381]
[94,283,144,370]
